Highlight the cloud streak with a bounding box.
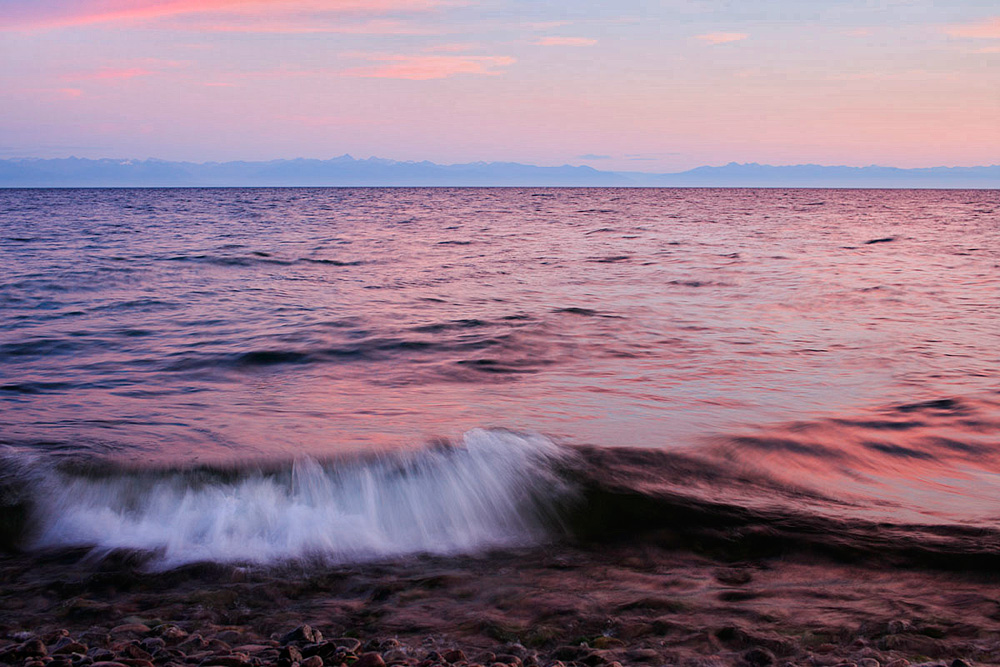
[533,36,596,46]
[695,32,748,45]
[2,0,451,31]
[64,67,155,81]
[340,53,516,80]
[58,59,189,83]
[946,17,1000,39]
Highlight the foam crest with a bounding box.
[27,429,573,568]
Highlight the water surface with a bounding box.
[1,187,998,563]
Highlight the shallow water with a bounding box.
[1,187,998,563]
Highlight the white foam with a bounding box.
[28,429,572,568]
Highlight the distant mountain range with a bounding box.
[1,156,998,188]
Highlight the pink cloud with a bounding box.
[273,113,373,127]
[533,37,597,47]
[65,67,155,81]
[340,53,515,80]
[2,0,452,31]
[695,32,748,45]
[423,42,479,53]
[59,59,188,82]
[523,21,571,31]
[946,17,1000,39]
[15,87,86,101]
[189,18,437,34]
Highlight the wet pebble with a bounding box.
[111,627,151,639]
[355,652,387,667]
[198,653,251,667]
[0,638,48,661]
[280,628,322,647]
[382,649,409,664]
[278,646,302,665]
[121,645,153,661]
[176,637,207,654]
[152,628,188,644]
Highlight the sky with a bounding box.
[1,0,998,171]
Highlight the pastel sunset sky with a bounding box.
[2,0,998,171]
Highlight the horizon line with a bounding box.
[4,155,1000,174]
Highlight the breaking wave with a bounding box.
[3,403,1000,572]
[0,429,573,569]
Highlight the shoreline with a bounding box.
[3,542,999,667]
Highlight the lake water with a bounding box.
[1,187,998,565]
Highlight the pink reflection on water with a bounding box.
[709,396,1000,524]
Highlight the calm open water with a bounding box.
[1,187,998,565]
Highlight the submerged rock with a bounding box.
[280,626,323,646]
[743,648,776,667]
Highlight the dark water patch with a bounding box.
[163,254,296,267]
[117,328,153,337]
[584,227,617,235]
[832,418,924,431]
[318,317,365,329]
[920,436,989,455]
[892,398,964,414]
[235,350,313,367]
[413,319,488,333]
[112,387,208,398]
[589,255,631,263]
[0,338,82,358]
[455,359,539,374]
[667,280,727,288]
[300,258,366,266]
[863,441,936,460]
[552,307,624,320]
[89,298,178,313]
[0,381,75,395]
[160,330,552,375]
[553,307,599,317]
[729,436,840,458]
